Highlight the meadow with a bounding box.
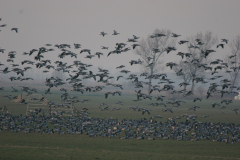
[0,90,240,160]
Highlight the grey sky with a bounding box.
[0,0,240,80]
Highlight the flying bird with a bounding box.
[217,44,224,49]
[112,30,119,35]
[100,32,107,37]
[11,28,18,33]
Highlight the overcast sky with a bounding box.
[0,0,240,82]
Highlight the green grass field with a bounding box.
[0,90,240,159]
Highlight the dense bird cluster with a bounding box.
[0,109,239,143]
[0,18,239,142]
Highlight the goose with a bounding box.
[45,88,51,94]
[19,99,27,104]
[45,65,54,69]
[149,35,156,38]
[127,38,137,42]
[129,60,139,66]
[232,108,238,114]
[220,106,226,109]
[172,33,181,37]
[197,41,204,45]
[221,39,228,44]
[85,55,95,59]
[101,46,108,50]
[21,78,33,81]
[142,108,151,115]
[230,66,238,72]
[113,84,123,90]
[111,107,121,111]
[155,95,165,101]
[60,88,67,92]
[120,69,130,74]
[158,102,167,107]
[166,62,177,69]
[107,49,121,57]
[105,92,115,99]
[212,103,220,108]
[11,64,19,67]
[3,95,14,100]
[117,75,123,81]
[132,44,140,49]
[114,91,122,96]
[95,52,103,58]
[133,35,140,39]
[74,43,81,49]
[112,30,119,35]
[193,98,202,102]
[0,24,7,27]
[163,84,174,90]
[22,60,30,65]
[11,28,18,33]
[228,55,236,59]
[0,49,5,53]
[116,43,126,49]
[146,62,154,68]
[177,52,185,59]
[115,101,123,105]
[11,87,18,92]
[217,44,224,48]
[154,33,166,37]
[185,53,192,58]
[29,49,38,56]
[48,48,55,51]
[178,40,188,45]
[116,65,125,69]
[152,48,160,53]
[145,57,152,62]
[188,43,199,49]
[221,99,232,105]
[80,49,91,54]
[162,108,173,113]
[230,61,237,64]
[184,91,193,97]
[1,67,10,74]
[221,63,228,67]
[189,105,200,111]
[100,31,107,37]
[121,47,131,52]
[100,103,109,107]
[150,87,162,94]
[165,47,176,54]
[179,82,190,87]
[9,77,16,81]
[211,71,218,75]
[210,60,220,65]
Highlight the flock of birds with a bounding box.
[0,18,240,142]
[0,107,240,143]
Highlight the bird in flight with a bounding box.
[112,30,119,35]
[11,28,18,33]
[100,32,107,37]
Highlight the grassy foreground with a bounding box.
[0,92,240,159]
[0,131,240,160]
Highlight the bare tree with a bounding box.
[224,34,240,94]
[52,70,66,79]
[178,31,218,93]
[196,86,205,98]
[173,60,192,93]
[134,29,177,95]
